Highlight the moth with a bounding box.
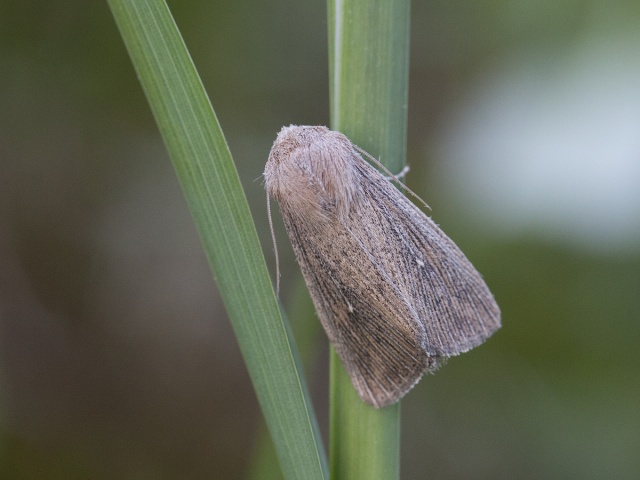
[264,125,501,408]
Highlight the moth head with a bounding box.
[264,125,362,223]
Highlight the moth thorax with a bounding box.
[265,125,362,222]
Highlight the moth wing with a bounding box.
[354,160,502,357]
[281,209,431,408]
[276,149,500,408]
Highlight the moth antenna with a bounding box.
[355,146,431,211]
[267,192,281,296]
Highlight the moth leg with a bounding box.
[384,165,410,181]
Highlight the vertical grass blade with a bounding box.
[328,0,411,479]
[106,1,327,479]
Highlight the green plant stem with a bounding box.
[107,1,327,479]
[328,0,411,479]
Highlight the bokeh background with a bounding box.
[2,1,639,479]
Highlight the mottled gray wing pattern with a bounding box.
[351,158,501,356]
[280,205,431,408]
[279,155,500,407]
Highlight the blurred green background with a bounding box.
[1,1,639,479]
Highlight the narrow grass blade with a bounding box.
[106,1,327,479]
[328,0,411,479]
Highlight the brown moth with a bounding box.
[264,125,501,408]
